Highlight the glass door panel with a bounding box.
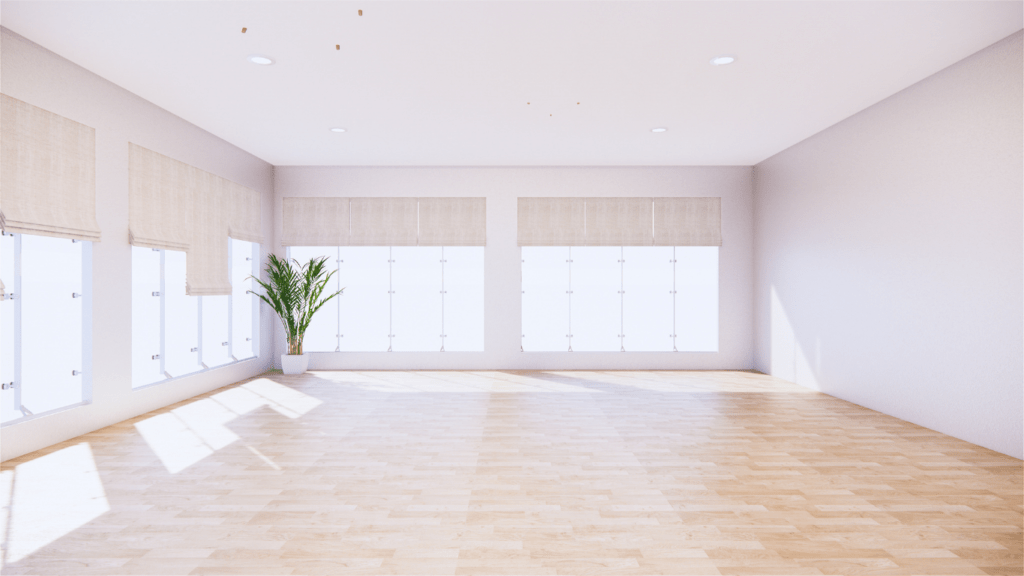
[442,247,484,352]
[622,246,674,352]
[132,247,163,387]
[230,239,255,360]
[201,295,231,367]
[165,250,200,377]
[676,247,719,352]
[338,247,391,351]
[20,235,82,414]
[521,247,570,352]
[570,247,621,352]
[391,247,442,351]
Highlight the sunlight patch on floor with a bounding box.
[2,443,109,565]
[135,379,321,474]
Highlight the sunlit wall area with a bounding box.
[753,32,1023,458]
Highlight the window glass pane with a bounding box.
[20,235,82,415]
[442,247,484,352]
[391,246,442,352]
[165,250,200,377]
[676,247,718,352]
[570,247,621,352]
[0,234,16,423]
[132,247,163,387]
[521,247,570,352]
[338,247,390,351]
[201,295,231,368]
[288,246,339,353]
[622,246,675,352]
[230,239,255,360]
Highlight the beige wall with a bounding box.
[274,166,755,370]
[0,28,276,462]
[753,32,1023,458]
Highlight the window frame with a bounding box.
[1,232,94,427]
[131,239,260,391]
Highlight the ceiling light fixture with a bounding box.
[710,55,735,66]
[247,55,274,65]
[651,127,667,133]
[330,127,347,133]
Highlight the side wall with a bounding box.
[0,28,276,462]
[753,32,1023,458]
[274,166,754,370]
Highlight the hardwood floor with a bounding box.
[1,370,1021,575]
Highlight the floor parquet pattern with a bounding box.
[2,370,1021,575]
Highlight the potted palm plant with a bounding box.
[250,254,343,375]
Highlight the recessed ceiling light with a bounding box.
[330,127,347,133]
[651,127,667,133]
[710,55,736,66]
[247,55,274,65]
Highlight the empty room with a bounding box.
[0,1,1021,575]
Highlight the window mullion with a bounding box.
[12,233,23,414]
[159,249,167,377]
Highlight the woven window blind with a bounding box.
[517,197,585,246]
[281,197,350,246]
[0,94,101,242]
[418,197,486,246]
[225,179,262,244]
[186,171,232,296]
[349,197,418,246]
[584,197,653,246]
[653,197,722,246]
[128,144,193,251]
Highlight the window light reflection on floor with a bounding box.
[134,379,323,474]
[1,443,109,566]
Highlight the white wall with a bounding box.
[753,31,1023,458]
[275,166,754,370]
[0,28,276,462]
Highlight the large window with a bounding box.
[521,246,717,352]
[287,246,484,352]
[1,233,92,425]
[131,238,257,389]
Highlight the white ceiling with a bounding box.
[1,1,1021,166]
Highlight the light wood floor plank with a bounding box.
[1,370,1020,575]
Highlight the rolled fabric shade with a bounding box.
[186,169,231,296]
[128,143,193,251]
[0,94,101,242]
[281,197,350,246]
[653,197,722,246]
[349,197,418,246]
[225,179,262,244]
[585,197,653,246]
[517,197,585,246]
[418,197,486,246]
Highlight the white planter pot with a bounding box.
[281,353,309,375]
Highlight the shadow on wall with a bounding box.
[769,285,822,391]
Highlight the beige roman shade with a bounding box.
[418,197,486,246]
[226,179,262,244]
[0,94,101,242]
[349,197,418,246]
[187,170,232,296]
[128,143,261,295]
[128,144,193,251]
[585,197,653,246]
[517,197,585,246]
[653,197,722,246]
[281,197,350,246]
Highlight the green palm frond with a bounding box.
[248,254,344,355]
